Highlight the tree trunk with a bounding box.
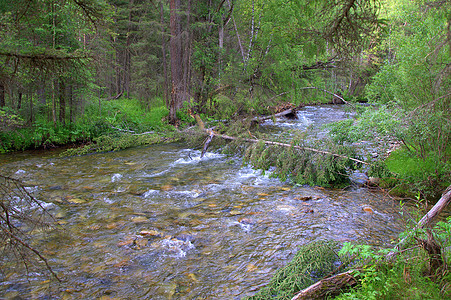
[69,84,74,124]
[59,80,66,125]
[17,92,22,110]
[28,92,33,124]
[0,82,5,107]
[386,185,451,259]
[182,0,191,108]
[161,1,170,109]
[51,79,57,127]
[169,0,184,124]
[194,119,367,165]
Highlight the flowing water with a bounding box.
[0,106,408,299]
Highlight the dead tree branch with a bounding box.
[386,184,451,259]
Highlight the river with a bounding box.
[0,105,407,299]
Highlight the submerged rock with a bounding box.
[349,172,369,187]
[362,206,374,213]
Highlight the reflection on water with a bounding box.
[0,106,407,299]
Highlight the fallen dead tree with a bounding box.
[200,127,367,165]
[194,113,367,187]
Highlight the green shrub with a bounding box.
[385,148,451,200]
[335,217,451,300]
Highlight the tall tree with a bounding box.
[0,0,109,123]
[168,0,188,124]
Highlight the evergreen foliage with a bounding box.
[244,241,342,300]
[243,135,360,187]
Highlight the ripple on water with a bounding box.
[0,111,409,299]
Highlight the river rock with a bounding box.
[367,177,380,186]
[131,216,148,223]
[160,185,173,191]
[277,205,296,212]
[349,172,369,187]
[246,263,258,272]
[68,198,87,204]
[362,206,374,213]
[295,196,312,201]
[139,229,161,237]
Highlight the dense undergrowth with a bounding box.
[0,98,174,154]
[326,104,451,202]
[245,216,451,300]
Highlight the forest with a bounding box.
[0,0,450,299]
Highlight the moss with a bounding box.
[60,131,178,156]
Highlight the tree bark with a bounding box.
[59,80,66,125]
[291,270,358,300]
[17,92,22,110]
[161,1,170,109]
[169,0,184,124]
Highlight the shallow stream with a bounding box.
[0,106,407,299]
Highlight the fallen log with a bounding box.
[193,112,366,165]
[291,270,358,300]
[201,129,214,158]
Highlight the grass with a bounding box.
[0,97,173,153]
[382,147,451,200]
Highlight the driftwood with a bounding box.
[291,270,358,300]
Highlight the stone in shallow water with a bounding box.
[229,210,242,215]
[131,216,148,223]
[362,206,374,213]
[68,198,87,204]
[295,196,312,201]
[160,185,173,191]
[246,263,258,272]
[187,273,198,282]
[139,229,161,237]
